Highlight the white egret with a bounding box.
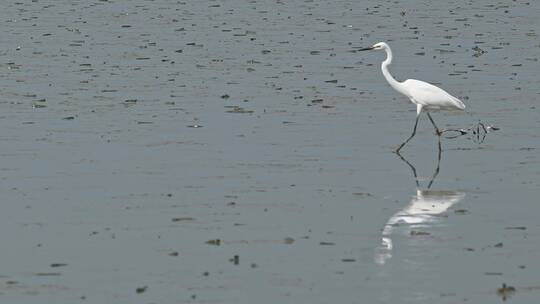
[358,42,466,152]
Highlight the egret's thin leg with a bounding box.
[426,112,441,136]
[427,139,442,189]
[395,114,420,153]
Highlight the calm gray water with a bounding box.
[1,0,539,303]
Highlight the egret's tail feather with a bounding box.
[452,96,466,110]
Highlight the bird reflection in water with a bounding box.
[375,147,465,265]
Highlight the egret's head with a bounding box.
[372,42,386,50]
[358,42,388,51]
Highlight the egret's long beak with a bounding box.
[357,46,374,51]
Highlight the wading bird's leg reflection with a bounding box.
[426,142,442,189]
[395,114,420,153]
[395,138,442,189]
[376,146,464,265]
[395,152,420,188]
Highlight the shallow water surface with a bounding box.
[1,0,539,303]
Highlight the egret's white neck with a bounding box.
[381,46,407,95]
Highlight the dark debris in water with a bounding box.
[35,272,61,276]
[50,263,68,268]
[319,242,335,246]
[229,255,239,265]
[454,209,469,214]
[283,237,295,245]
[136,286,148,294]
[353,192,373,197]
[172,217,195,222]
[497,283,516,301]
[206,239,221,246]
[225,106,254,114]
[32,103,47,109]
[441,121,499,144]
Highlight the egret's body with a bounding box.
[359,42,465,152]
[400,79,465,111]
